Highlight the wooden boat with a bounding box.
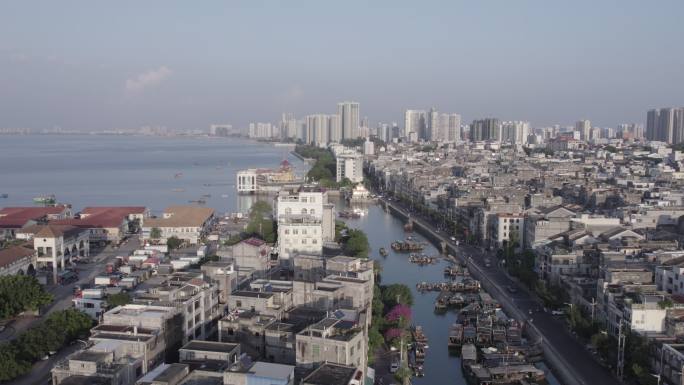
[379,247,388,257]
[448,323,463,348]
[391,240,424,252]
[412,325,428,344]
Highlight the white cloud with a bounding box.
[125,66,172,92]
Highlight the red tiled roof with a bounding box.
[81,207,146,216]
[0,245,35,268]
[51,207,143,229]
[0,205,70,228]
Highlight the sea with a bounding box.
[0,134,303,214]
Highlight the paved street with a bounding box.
[384,198,620,385]
[4,237,141,385]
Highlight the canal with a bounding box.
[340,201,562,385]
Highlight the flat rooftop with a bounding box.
[302,363,358,385]
[181,340,239,354]
[233,290,274,299]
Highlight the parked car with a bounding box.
[390,361,400,373]
[551,309,565,316]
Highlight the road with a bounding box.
[4,237,141,385]
[383,198,619,385]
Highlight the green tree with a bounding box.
[245,201,277,243]
[0,275,53,320]
[381,284,414,307]
[166,236,183,250]
[150,227,162,239]
[343,229,369,258]
[108,292,131,307]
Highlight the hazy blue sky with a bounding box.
[1,0,682,131]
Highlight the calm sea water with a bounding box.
[0,135,303,214]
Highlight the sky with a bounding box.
[0,0,682,131]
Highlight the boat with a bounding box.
[412,325,428,344]
[390,240,424,252]
[338,210,361,219]
[202,194,211,198]
[379,247,388,257]
[221,194,229,198]
[33,194,56,205]
[174,172,183,178]
[461,343,477,368]
[0,193,7,199]
[448,323,464,348]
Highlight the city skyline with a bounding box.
[1,1,683,131]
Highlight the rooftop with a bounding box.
[181,340,239,354]
[302,363,358,385]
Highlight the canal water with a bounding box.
[341,202,562,385]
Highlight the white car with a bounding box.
[551,310,565,316]
[390,362,400,373]
[450,236,456,241]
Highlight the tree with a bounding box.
[381,284,414,307]
[245,201,277,243]
[150,227,162,239]
[343,229,369,258]
[108,292,131,307]
[166,236,183,250]
[0,275,53,320]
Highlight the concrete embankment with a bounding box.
[382,199,583,385]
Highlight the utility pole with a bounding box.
[617,320,626,381]
[591,297,596,323]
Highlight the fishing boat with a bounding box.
[0,193,8,199]
[33,194,56,205]
[390,240,424,252]
[448,323,463,349]
[338,210,361,219]
[412,325,428,344]
[379,247,388,257]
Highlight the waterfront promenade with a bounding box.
[380,197,620,385]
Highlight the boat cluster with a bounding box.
[416,276,481,293]
[390,240,425,252]
[408,253,438,265]
[447,290,545,384]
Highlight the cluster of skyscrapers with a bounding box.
[235,105,684,147]
[404,107,461,142]
[647,107,684,144]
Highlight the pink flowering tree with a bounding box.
[385,304,411,328]
[384,327,403,341]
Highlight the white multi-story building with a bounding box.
[277,216,323,266]
[448,113,462,142]
[363,139,374,155]
[337,101,360,140]
[575,119,591,142]
[404,109,426,140]
[501,121,530,145]
[276,190,326,221]
[491,213,525,249]
[336,152,364,183]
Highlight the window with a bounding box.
[310,209,315,215]
[285,208,292,215]
[284,229,290,235]
[312,344,320,358]
[312,239,318,244]
[301,208,307,215]
[236,300,242,307]
[302,239,307,245]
